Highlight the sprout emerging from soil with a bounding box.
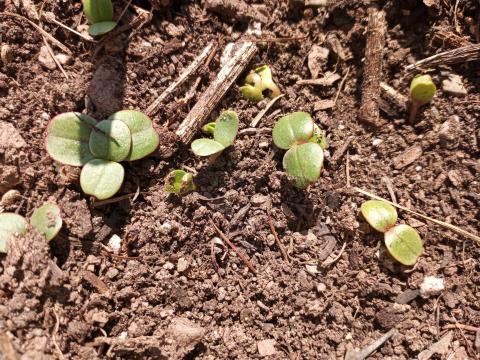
[191,111,239,161]
[0,213,27,253]
[409,74,436,124]
[165,170,196,195]
[45,110,159,200]
[272,112,326,188]
[240,65,281,102]
[361,200,424,266]
[82,0,117,36]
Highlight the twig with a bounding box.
[210,219,257,274]
[334,66,350,106]
[146,42,215,116]
[176,41,257,144]
[345,328,397,360]
[353,187,480,244]
[250,94,285,127]
[81,270,111,296]
[239,127,270,136]
[0,12,72,54]
[52,307,66,360]
[381,177,397,204]
[92,193,139,207]
[322,241,347,267]
[443,324,480,332]
[240,35,308,43]
[42,37,68,79]
[345,151,351,188]
[41,12,95,42]
[267,213,290,263]
[405,44,480,73]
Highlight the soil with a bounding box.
[1,0,480,359]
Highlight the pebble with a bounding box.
[257,339,277,357]
[415,166,422,171]
[419,276,445,298]
[250,194,269,206]
[1,44,13,64]
[372,138,383,146]
[106,268,119,279]
[108,234,122,255]
[177,257,189,273]
[159,222,172,235]
[441,74,467,96]
[308,45,329,79]
[38,46,57,70]
[0,189,21,207]
[259,140,269,148]
[163,261,175,270]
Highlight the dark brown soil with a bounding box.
[1,0,480,359]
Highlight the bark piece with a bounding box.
[392,145,423,169]
[358,8,387,128]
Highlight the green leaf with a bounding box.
[30,203,62,241]
[109,110,159,161]
[202,122,216,135]
[0,213,27,253]
[191,139,225,157]
[255,65,281,98]
[89,119,132,162]
[309,124,328,149]
[239,84,263,102]
[272,112,314,150]
[82,0,113,24]
[213,111,239,148]
[46,112,97,166]
[165,170,196,195]
[384,224,423,266]
[282,142,324,188]
[410,74,436,105]
[80,159,124,200]
[88,21,117,36]
[360,200,398,233]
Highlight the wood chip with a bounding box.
[81,270,111,297]
[418,331,453,360]
[392,145,423,169]
[297,72,341,86]
[313,99,335,111]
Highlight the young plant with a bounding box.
[240,65,281,102]
[409,74,436,124]
[272,112,326,189]
[165,170,196,195]
[0,213,27,253]
[82,0,117,36]
[191,111,239,159]
[45,110,159,200]
[361,200,424,266]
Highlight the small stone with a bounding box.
[108,234,122,255]
[419,276,445,298]
[313,99,335,111]
[395,289,420,304]
[258,140,269,148]
[0,189,21,207]
[257,339,277,357]
[308,45,329,79]
[442,74,467,96]
[177,257,189,273]
[165,23,185,37]
[372,138,383,146]
[38,46,56,70]
[91,311,109,326]
[316,282,326,292]
[1,45,13,64]
[163,261,175,270]
[0,165,20,195]
[56,53,72,65]
[159,222,172,235]
[266,234,275,247]
[250,194,269,206]
[415,166,422,171]
[447,170,462,187]
[106,268,119,279]
[439,116,461,149]
[393,145,423,169]
[217,287,226,301]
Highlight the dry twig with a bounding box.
[267,213,290,263]
[345,328,397,360]
[250,94,285,127]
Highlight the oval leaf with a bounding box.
[82,0,113,24]
[191,139,225,157]
[46,112,97,166]
[89,119,132,162]
[282,142,324,188]
[0,213,27,253]
[213,111,239,148]
[384,224,423,266]
[410,74,436,105]
[30,203,62,242]
[109,110,159,161]
[88,21,117,36]
[360,200,398,233]
[165,170,196,195]
[80,159,124,200]
[272,112,314,150]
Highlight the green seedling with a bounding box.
[45,112,97,166]
[80,159,125,200]
[272,112,326,188]
[409,74,436,124]
[361,200,424,266]
[0,213,27,253]
[191,111,239,158]
[240,65,281,102]
[201,122,216,135]
[30,203,62,241]
[165,170,196,195]
[109,110,160,161]
[82,0,117,36]
[89,119,132,162]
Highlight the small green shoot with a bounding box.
[0,213,27,253]
[191,111,239,158]
[409,74,436,124]
[80,159,125,200]
[82,0,117,36]
[165,170,196,195]
[201,122,216,135]
[45,112,97,166]
[360,200,424,266]
[89,119,132,162]
[240,65,281,102]
[272,112,325,188]
[30,203,62,241]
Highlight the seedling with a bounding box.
[0,213,27,253]
[30,203,62,241]
[82,0,117,36]
[272,112,326,188]
[46,110,159,200]
[409,74,436,124]
[191,111,239,158]
[165,170,196,195]
[361,200,423,266]
[240,65,281,102]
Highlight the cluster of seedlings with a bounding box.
[82,0,117,36]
